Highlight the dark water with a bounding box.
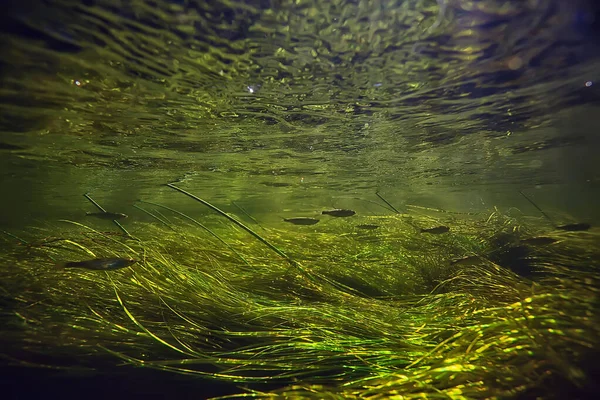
[1,0,600,397]
[1,366,238,399]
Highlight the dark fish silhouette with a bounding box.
[420,226,450,234]
[451,255,482,266]
[86,211,128,220]
[356,224,380,230]
[61,258,137,271]
[322,209,356,217]
[519,236,557,246]
[284,217,320,225]
[518,191,590,233]
[556,223,590,232]
[0,142,26,151]
[261,182,292,187]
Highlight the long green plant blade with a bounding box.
[137,200,251,267]
[167,183,297,267]
[518,190,556,226]
[375,192,401,214]
[133,204,175,231]
[232,201,264,230]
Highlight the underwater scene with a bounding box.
[1,0,599,398]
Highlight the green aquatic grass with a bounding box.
[0,208,598,399]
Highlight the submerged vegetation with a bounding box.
[1,191,598,399]
[1,0,599,398]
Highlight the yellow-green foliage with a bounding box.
[0,208,598,399]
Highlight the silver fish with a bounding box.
[61,258,137,271]
[420,226,450,234]
[556,223,590,232]
[86,211,128,220]
[519,237,557,246]
[451,255,483,266]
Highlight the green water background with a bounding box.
[1,0,599,231]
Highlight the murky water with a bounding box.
[2,1,600,229]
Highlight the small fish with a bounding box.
[261,181,292,187]
[420,226,450,234]
[519,236,557,246]
[86,211,128,220]
[322,209,356,217]
[451,255,483,266]
[356,224,380,230]
[0,142,26,151]
[556,223,591,232]
[518,191,591,233]
[60,257,137,271]
[284,217,320,225]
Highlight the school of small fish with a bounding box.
[63,190,590,276]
